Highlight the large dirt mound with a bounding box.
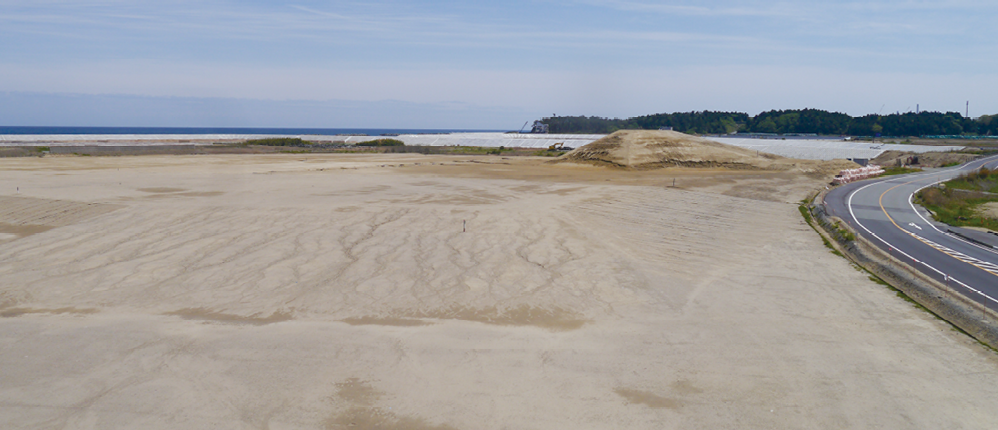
[557,130,856,174]
[871,150,980,168]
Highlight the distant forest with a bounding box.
[539,109,998,137]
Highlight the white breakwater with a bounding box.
[0,132,966,161]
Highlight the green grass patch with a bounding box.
[916,166,998,230]
[882,166,923,176]
[798,204,844,257]
[244,137,311,146]
[531,149,565,157]
[799,191,819,206]
[822,234,844,257]
[441,146,493,154]
[433,146,515,155]
[827,220,855,242]
[35,146,50,153]
[941,161,963,168]
[940,166,998,193]
[797,204,813,224]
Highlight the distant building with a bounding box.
[531,121,549,134]
[659,126,673,131]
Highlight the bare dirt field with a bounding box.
[1,153,997,429]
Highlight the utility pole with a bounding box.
[967,101,970,118]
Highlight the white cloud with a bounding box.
[574,0,800,17]
[2,60,994,122]
[1,0,996,127]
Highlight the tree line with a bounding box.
[539,109,998,137]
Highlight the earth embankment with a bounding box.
[872,149,980,168]
[558,130,858,175]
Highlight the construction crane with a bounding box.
[518,121,529,133]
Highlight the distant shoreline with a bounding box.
[0,126,502,136]
[0,131,970,162]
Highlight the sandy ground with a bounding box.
[1,153,996,429]
[979,202,998,221]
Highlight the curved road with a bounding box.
[824,154,998,311]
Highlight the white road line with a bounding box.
[914,234,998,276]
[846,176,998,306]
[907,158,998,258]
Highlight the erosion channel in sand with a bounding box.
[1,146,996,429]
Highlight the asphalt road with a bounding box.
[824,154,998,311]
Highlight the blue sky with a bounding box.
[2,0,996,128]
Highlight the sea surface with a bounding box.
[0,126,500,136]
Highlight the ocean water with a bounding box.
[0,126,501,136]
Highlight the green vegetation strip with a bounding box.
[356,138,404,147]
[436,146,508,155]
[539,109,998,136]
[798,202,844,257]
[244,137,311,146]
[916,167,998,231]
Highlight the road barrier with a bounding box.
[832,164,885,185]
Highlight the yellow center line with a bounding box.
[877,178,998,279]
